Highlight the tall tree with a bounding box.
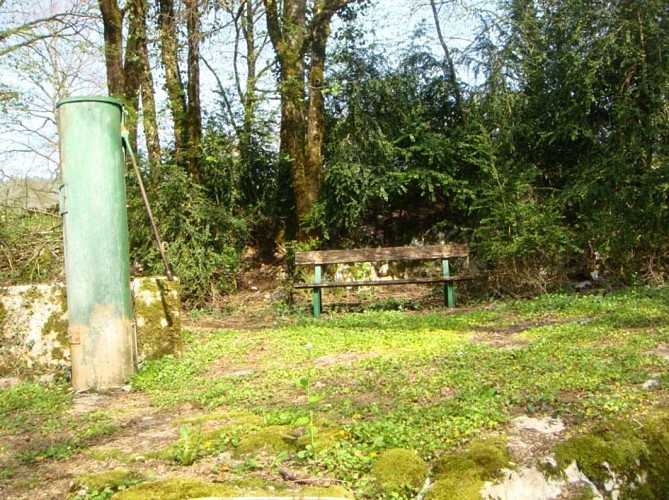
[263,0,362,241]
[132,0,161,179]
[98,0,161,178]
[123,0,142,149]
[98,0,124,97]
[155,0,202,181]
[184,0,202,180]
[157,0,188,166]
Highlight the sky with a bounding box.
[0,0,492,179]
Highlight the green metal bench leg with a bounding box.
[443,259,455,308]
[313,265,322,317]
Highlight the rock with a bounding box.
[270,290,288,300]
[575,280,593,290]
[482,467,564,499]
[216,452,232,465]
[642,379,659,390]
[511,415,565,435]
[0,377,21,389]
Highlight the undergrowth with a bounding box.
[2,288,668,498]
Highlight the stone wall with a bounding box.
[132,277,182,362]
[0,277,181,379]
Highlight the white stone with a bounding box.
[482,467,564,499]
[642,379,659,390]
[1,277,180,378]
[0,284,69,373]
[511,415,565,434]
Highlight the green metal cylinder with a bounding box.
[57,96,136,391]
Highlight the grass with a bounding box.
[1,288,669,498]
[131,289,669,491]
[0,382,72,434]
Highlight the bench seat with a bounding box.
[293,275,475,289]
[293,244,473,316]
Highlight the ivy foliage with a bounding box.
[316,0,669,293]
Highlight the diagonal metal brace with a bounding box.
[121,127,174,281]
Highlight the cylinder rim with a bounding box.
[57,96,123,109]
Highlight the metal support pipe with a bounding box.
[57,96,136,391]
[121,129,173,281]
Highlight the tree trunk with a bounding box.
[99,0,161,180]
[303,11,329,226]
[241,0,257,162]
[184,0,202,181]
[134,0,162,182]
[157,0,188,164]
[98,0,124,97]
[124,0,142,150]
[264,0,355,241]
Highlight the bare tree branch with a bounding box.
[0,1,96,58]
[429,0,467,124]
[202,55,240,133]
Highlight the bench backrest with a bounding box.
[295,244,469,266]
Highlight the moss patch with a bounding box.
[179,409,264,428]
[425,438,510,499]
[554,410,669,496]
[111,477,348,500]
[371,448,428,496]
[636,409,669,498]
[133,278,182,361]
[299,486,355,498]
[21,286,45,303]
[433,437,510,482]
[554,422,647,487]
[301,485,355,498]
[234,424,297,456]
[296,425,343,451]
[0,300,7,334]
[112,478,246,500]
[42,309,69,360]
[425,474,484,500]
[88,448,135,463]
[0,298,16,376]
[71,468,145,496]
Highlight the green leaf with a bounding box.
[307,426,319,437]
[294,416,310,426]
[295,378,309,389]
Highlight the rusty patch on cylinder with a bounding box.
[69,324,86,345]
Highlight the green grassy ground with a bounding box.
[2,288,668,498]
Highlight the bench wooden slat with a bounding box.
[295,244,469,265]
[293,275,476,289]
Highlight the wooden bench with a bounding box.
[293,244,473,317]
